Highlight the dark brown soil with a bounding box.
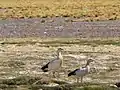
[0,17,120,38]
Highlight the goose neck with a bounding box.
[85,61,90,67]
[57,51,63,60]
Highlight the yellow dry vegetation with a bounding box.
[0,0,120,21]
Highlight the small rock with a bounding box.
[41,20,45,23]
[64,18,72,22]
[44,31,47,34]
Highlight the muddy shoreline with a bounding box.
[0,17,120,38]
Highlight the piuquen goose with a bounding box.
[41,48,63,77]
[68,59,94,83]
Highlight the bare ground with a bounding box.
[0,38,119,89]
[0,17,120,38]
[0,18,120,89]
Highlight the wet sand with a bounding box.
[0,17,120,38]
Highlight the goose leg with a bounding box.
[77,77,79,83]
[49,71,52,79]
[81,76,83,83]
[57,71,60,78]
[53,72,56,78]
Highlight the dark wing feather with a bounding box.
[68,69,79,77]
[115,82,120,87]
[41,62,50,72]
[41,58,57,72]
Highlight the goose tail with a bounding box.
[68,71,75,77]
[68,69,79,77]
[41,63,49,72]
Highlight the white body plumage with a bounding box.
[68,59,94,83]
[75,66,90,77]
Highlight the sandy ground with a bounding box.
[0,41,120,90]
[0,18,120,89]
[0,17,120,38]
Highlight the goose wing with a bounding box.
[68,67,88,77]
[41,58,60,72]
[41,61,50,72]
[68,69,80,76]
[75,67,88,76]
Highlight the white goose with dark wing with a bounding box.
[68,59,94,83]
[41,48,63,77]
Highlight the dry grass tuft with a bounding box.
[0,0,120,21]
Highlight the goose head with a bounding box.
[86,58,94,66]
[57,48,64,53]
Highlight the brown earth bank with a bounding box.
[0,17,120,38]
